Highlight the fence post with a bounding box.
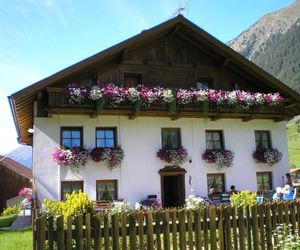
[178,209,186,250]
[209,206,217,250]
[75,214,83,250]
[265,203,273,250]
[171,209,178,250]
[137,212,144,250]
[146,211,154,250]
[224,206,232,250]
[194,207,202,250]
[218,206,225,250]
[48,216,54,250]
[155,210,162,250]
[93,213,101,250]
[37,216,46,250]
[112,213,119,250]
[163,210,170,250]
[187,209,193,249]
[66,215,72,250]
[238,206,245,250]
[104,212,110,250]
[121,212,128,250]
[85,213,92,250]
[56,215,65,250]
[129,212,137,250]
[258,204,266,250]
[251,205,259,250]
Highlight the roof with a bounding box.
[9,15,300,145]
[0,155,32,180]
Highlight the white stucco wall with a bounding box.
[33,115,289,205]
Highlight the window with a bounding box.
[96,128,116,148]
[256,172,272,191]
[231,82,240,90]
[96,180,118,201]
[207,174,225,194]
[61,127,83,148]
[123,73,141,88]
[206,130,224,150]
[255,131,271,150]
[161,128,181,149]
[196,78,213,90]
[61,181,83,200]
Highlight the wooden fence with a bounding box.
[33,201,300,250]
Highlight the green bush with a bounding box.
[0,214,18,228]
[230,190,256,208]
[43,191,94,220]
[2,204,22,216]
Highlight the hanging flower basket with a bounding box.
[157,147,188,166]
[52,146,89,172]
[202,149,234,169]
[252,148,282,166]
[90,147,124,170]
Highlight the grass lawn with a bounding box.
[287,116,300,168]
[0,228,32,250]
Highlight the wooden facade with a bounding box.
[9,15,300,145]
[0,157,32,213]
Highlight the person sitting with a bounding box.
[272,187,283,201]
[229,185,238,195]
[282,185,294,201]
[286,173,293,187]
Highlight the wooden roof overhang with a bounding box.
[9,15,300,146]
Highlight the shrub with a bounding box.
[230,190,256,208]
[0,214,18,228]
[2,204,22,216]
[109,201,131,215]
[185,195,207,210]
[43,191,94,220]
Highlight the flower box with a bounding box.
[90,147,124,170]
[252,148,282,166]
[157,147,188,166]
[202,149,234,169]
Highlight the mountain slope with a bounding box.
[228,0,300,61]
[253,21,300,92]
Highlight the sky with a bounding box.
[0,0,295,154]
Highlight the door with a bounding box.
[161,174,185,208]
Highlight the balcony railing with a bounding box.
[46,87,286,119]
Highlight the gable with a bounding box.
[9,15,300,145]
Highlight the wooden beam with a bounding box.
[166,25,180,38]
[273,116,287,122]
[210,115,220,121]
[116,49,128,64]
[242,116,254,122]
[218,58,229,70]
[177,32,221,61]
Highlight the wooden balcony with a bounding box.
[46,87,287,122]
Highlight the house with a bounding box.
[9,15,300,207]
[0,155,32,213]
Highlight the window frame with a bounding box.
[123,73,142,88]
[95,127,117,148]
[207,173,225,194]
[61,180,84,201]
[60,127,83,149]
[255,130,272,150]
[256,172,273,191]
[161,128,182,149]
[96,179,118,201]
[205,130,224,150]
[196,78,213,90]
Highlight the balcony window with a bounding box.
[123,73,141,88]
[255,131,271,150]
[61,127,83,148]
[205,130,224,150]
[196,78,213,90]
[161,128,181,149]
[96,180,118,201]
[96,128,117,148]
[61,181,83,200]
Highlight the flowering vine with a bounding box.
[252,148,283,166]
[157,147,188,166]
[90,147,124,170]
[202,149,234,169]
[52,146,89,171]
[65,83,284,109]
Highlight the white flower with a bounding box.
[89,86,102,100]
